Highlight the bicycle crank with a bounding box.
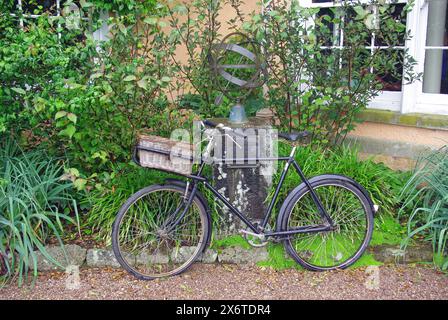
[240,225,270,247]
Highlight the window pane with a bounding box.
[343,6,372,47]
[425,0,447,47]
[375,3,407,47]
[316,7,337,47]
[22,0,58,15]
[423,0,448,94]
[374,50,404,92]
[423,49,448,94]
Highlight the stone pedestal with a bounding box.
[211,116,277,236]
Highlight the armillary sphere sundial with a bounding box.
[208,32,267,123]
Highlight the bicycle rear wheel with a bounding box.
[112,184,209,280]
[281,178,374,271]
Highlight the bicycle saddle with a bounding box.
[278,131,310,142]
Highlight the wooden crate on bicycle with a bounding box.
[137,134,194,175]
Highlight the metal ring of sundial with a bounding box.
[209,32,267,101]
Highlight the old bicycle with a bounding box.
[111,120,376,280]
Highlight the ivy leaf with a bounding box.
[364,14,377,30]
[161,76,171,83]
[118,23,127,35]
[59,124,76,139]
[242,22,251,31]
[67,113,77,124]
[353,6,368,20]
[73,178,87,191]
[79,0,93,8]
[143,17,158,25]
[137,79,147,90]
[173,4,187,14]
[55,111,67,120]
[90,72,103,80]
[92,151,108,162]
[123,75,136,81]
[68,167,80,177]
[11,87,26,95]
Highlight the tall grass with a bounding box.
[84,165,176,244]
[269,143,409,217]
[399,146,448,270]
[0,139,79,285]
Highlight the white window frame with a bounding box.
[402,0,448,115]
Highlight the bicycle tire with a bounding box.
[112,184,210,280]
[279,177,374,271]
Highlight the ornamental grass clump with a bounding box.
[399,146,448,270]
[0,139,79,285]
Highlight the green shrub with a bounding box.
[0,9,97,140]
[0,139,79,285]
[399,146,448,270]
[0,3,192,183]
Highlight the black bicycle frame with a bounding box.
[179,149,335,239]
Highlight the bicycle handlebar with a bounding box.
[202,120,247,138]
[203,119,218,128]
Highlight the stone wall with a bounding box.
[29,243,434,272]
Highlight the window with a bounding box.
[298,0,408,112]
[422,0,448,94]
[9,1,107,41]
[11,1,81,29]
[401,0,448,115]
[290,0,448,116]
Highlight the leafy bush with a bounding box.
[0,2,194,184]
[0,6,97,141]
[92,0,157,16]
[0,139,79,285]
[1,0,420,179]
[160,0,243,118]
[71,4,194,174]
[399,146,448,270]
[148,0,420,147]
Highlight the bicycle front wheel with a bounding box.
[281,178,374,271]
[112,184,209,280]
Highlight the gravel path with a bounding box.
[1,264,447,300]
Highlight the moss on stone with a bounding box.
[359,109,396,124]
[358,109,448,130]
[420,115,448,129]
[398,114,419,126]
